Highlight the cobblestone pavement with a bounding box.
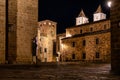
[0,63,120,80]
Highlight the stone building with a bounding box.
[110,0,120,73]
[56,33,66,61]
[37,20,57,62]
[0,0,38,64]
[58,5,111,62]
[0,0,6,64]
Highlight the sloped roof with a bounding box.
[78,9,86,17]
[95,5,102,13]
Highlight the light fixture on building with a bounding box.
[44,22,46,25]
[107,0,112,8]
[66,33,72,37]
[49,22,51,25]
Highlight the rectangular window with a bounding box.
[80,29,82,34]
[72,54,75,59]
[83,40,86,46]
[90,28,93,32]
[72,42,75,47]
[82,53,86,59]
[96,52,100,58]
[40,47,42,53]
[44,48,47,53]
[104,24,107,29]
[96,38,99,44]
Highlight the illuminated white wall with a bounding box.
[94,13,106,22]
[76,17,89,25]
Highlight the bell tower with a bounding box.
[93,5,106,22]
[76,9,89,25]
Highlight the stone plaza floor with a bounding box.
[0,63,120,80]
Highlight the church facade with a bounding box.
[57,5,111,62]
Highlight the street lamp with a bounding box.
[107,0,112,19]
[107,1,112,8]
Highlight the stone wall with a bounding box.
[62,32,111,62]
[111,0,120,73]
[16,0,38,63]
[37,20,57,62]
[8,0,17,63]
[0,0,38,64]
[66,20,110,37]
[61,20,111,62]
[0,0,6,63]
[56,33,66,53]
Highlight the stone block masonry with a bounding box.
[0,0,6,63]
[0,0,38,64]
[111,0,120,74]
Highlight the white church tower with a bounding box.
[76,9,89,25]
[93,5,106,22]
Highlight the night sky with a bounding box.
[39,0,109,34]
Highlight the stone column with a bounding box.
[111,0,120,74]
[0,0,6,64]
[16,0,38,64]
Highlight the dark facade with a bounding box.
[111,0,120,73]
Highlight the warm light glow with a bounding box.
[66,34,72,37]
[57,52,60,55]
[61,44,64,48]
[44,22,46,25]
[107,1,112,7]
[49,22,51,25]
